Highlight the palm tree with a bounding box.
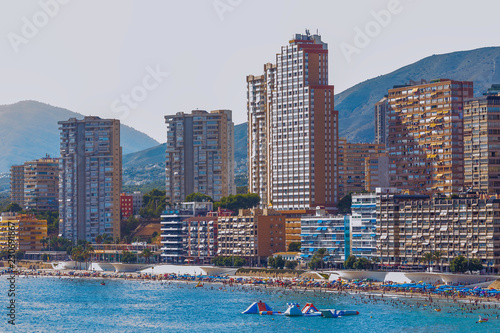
[141,248,153,264]
[41,237,48,250]
[316,248,329,270]
[420,252,434,270]
[432,250,443,272]
[96,235,103,245]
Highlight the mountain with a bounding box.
[0,100,159,173]
[337,46,500,142]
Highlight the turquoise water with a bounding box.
[1,276,499,332]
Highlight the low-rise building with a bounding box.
[300,208,349,267]
[217,208,286,265]
[0,213,47,252]
[120,193,133,219]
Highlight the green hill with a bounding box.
[0,100,159,173]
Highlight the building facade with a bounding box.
[160,202,213,263]
[374,96,389,146]
[248,31,338,211]
[337,138,385,199]
[463,90,500,194]
[165,110,235,203]
[23,157,59,211]
[247,63,276,207]
[0,213,47,252]
[300,209,349,266]
[364,153,389,192]
[120,193,133,219]
[387,79,473,196]
[184,216,218,264]
[217,208,286,265]
[58,116,122,243]
[349,193,377,260]
[376,190,500,272]
[10,165,24,206]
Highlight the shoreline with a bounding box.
[2,268,500,306]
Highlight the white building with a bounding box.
[349,193,377,260]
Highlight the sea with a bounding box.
[1,276,499,332]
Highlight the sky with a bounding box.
[1,0,499,143]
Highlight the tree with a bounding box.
[121,250,137,263]
[213,193,260,211]
[3,203,22,212]
[269,255,285,269]
[450,255,468,273]
[309,248,328,270]
[140,189,167,218]
[15,251,24,260]
[371,257,380,270]
[344,255,357,269]
[141,248,154,263]
[211,256,245,267]
[420,252,434,267]
[433,250,443,271]
[353,257,371,270]
[288,242,301,252]
[468,258,483,273]
[285,260,298,270]
[185,192,213,202]
[337,193,352,214]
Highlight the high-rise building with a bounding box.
[10,157,59,211]
[165,110,235,203]
[387,79,473,196]
[248,31,338,211]
[247,63,276,207]
[58,116,122,243]
[337,138,385,199]
[463,88,500,194]
[374,96,389,146]
[10,165,24,206]
[23,157,59,211]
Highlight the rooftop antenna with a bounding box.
[305,28,310,36]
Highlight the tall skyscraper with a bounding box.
[387,79,473,195]
[248,31,338,211]
[165,109,235,203]
[374,96,389,146]
[58,116,122,243]
[247,63,275,207]
[463,87,500,194]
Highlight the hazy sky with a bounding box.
[1,0,499,143]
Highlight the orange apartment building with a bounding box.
[277,209,315,249]
[387,79,473,196]
[0,213,47,252]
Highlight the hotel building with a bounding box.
[248,31,338,211]
[165,110,235,203]
[184,216,218,264]
[58,116,122,243]
[23,157,59,211]
[374,96,389,146]
[463,88,500,194]
[10,165,24,206]
[349,193,377,260]
[387,79,473,196]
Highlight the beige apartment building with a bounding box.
[364,153,390,192]
[165,110,235,203]
[217,208,286,265]
[387,79,473,196]
[375,96,389,146]
[10,165,24,206]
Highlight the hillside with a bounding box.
[337,46,500,142]
[0,100,159,173]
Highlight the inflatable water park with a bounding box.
[242,301,359,318]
